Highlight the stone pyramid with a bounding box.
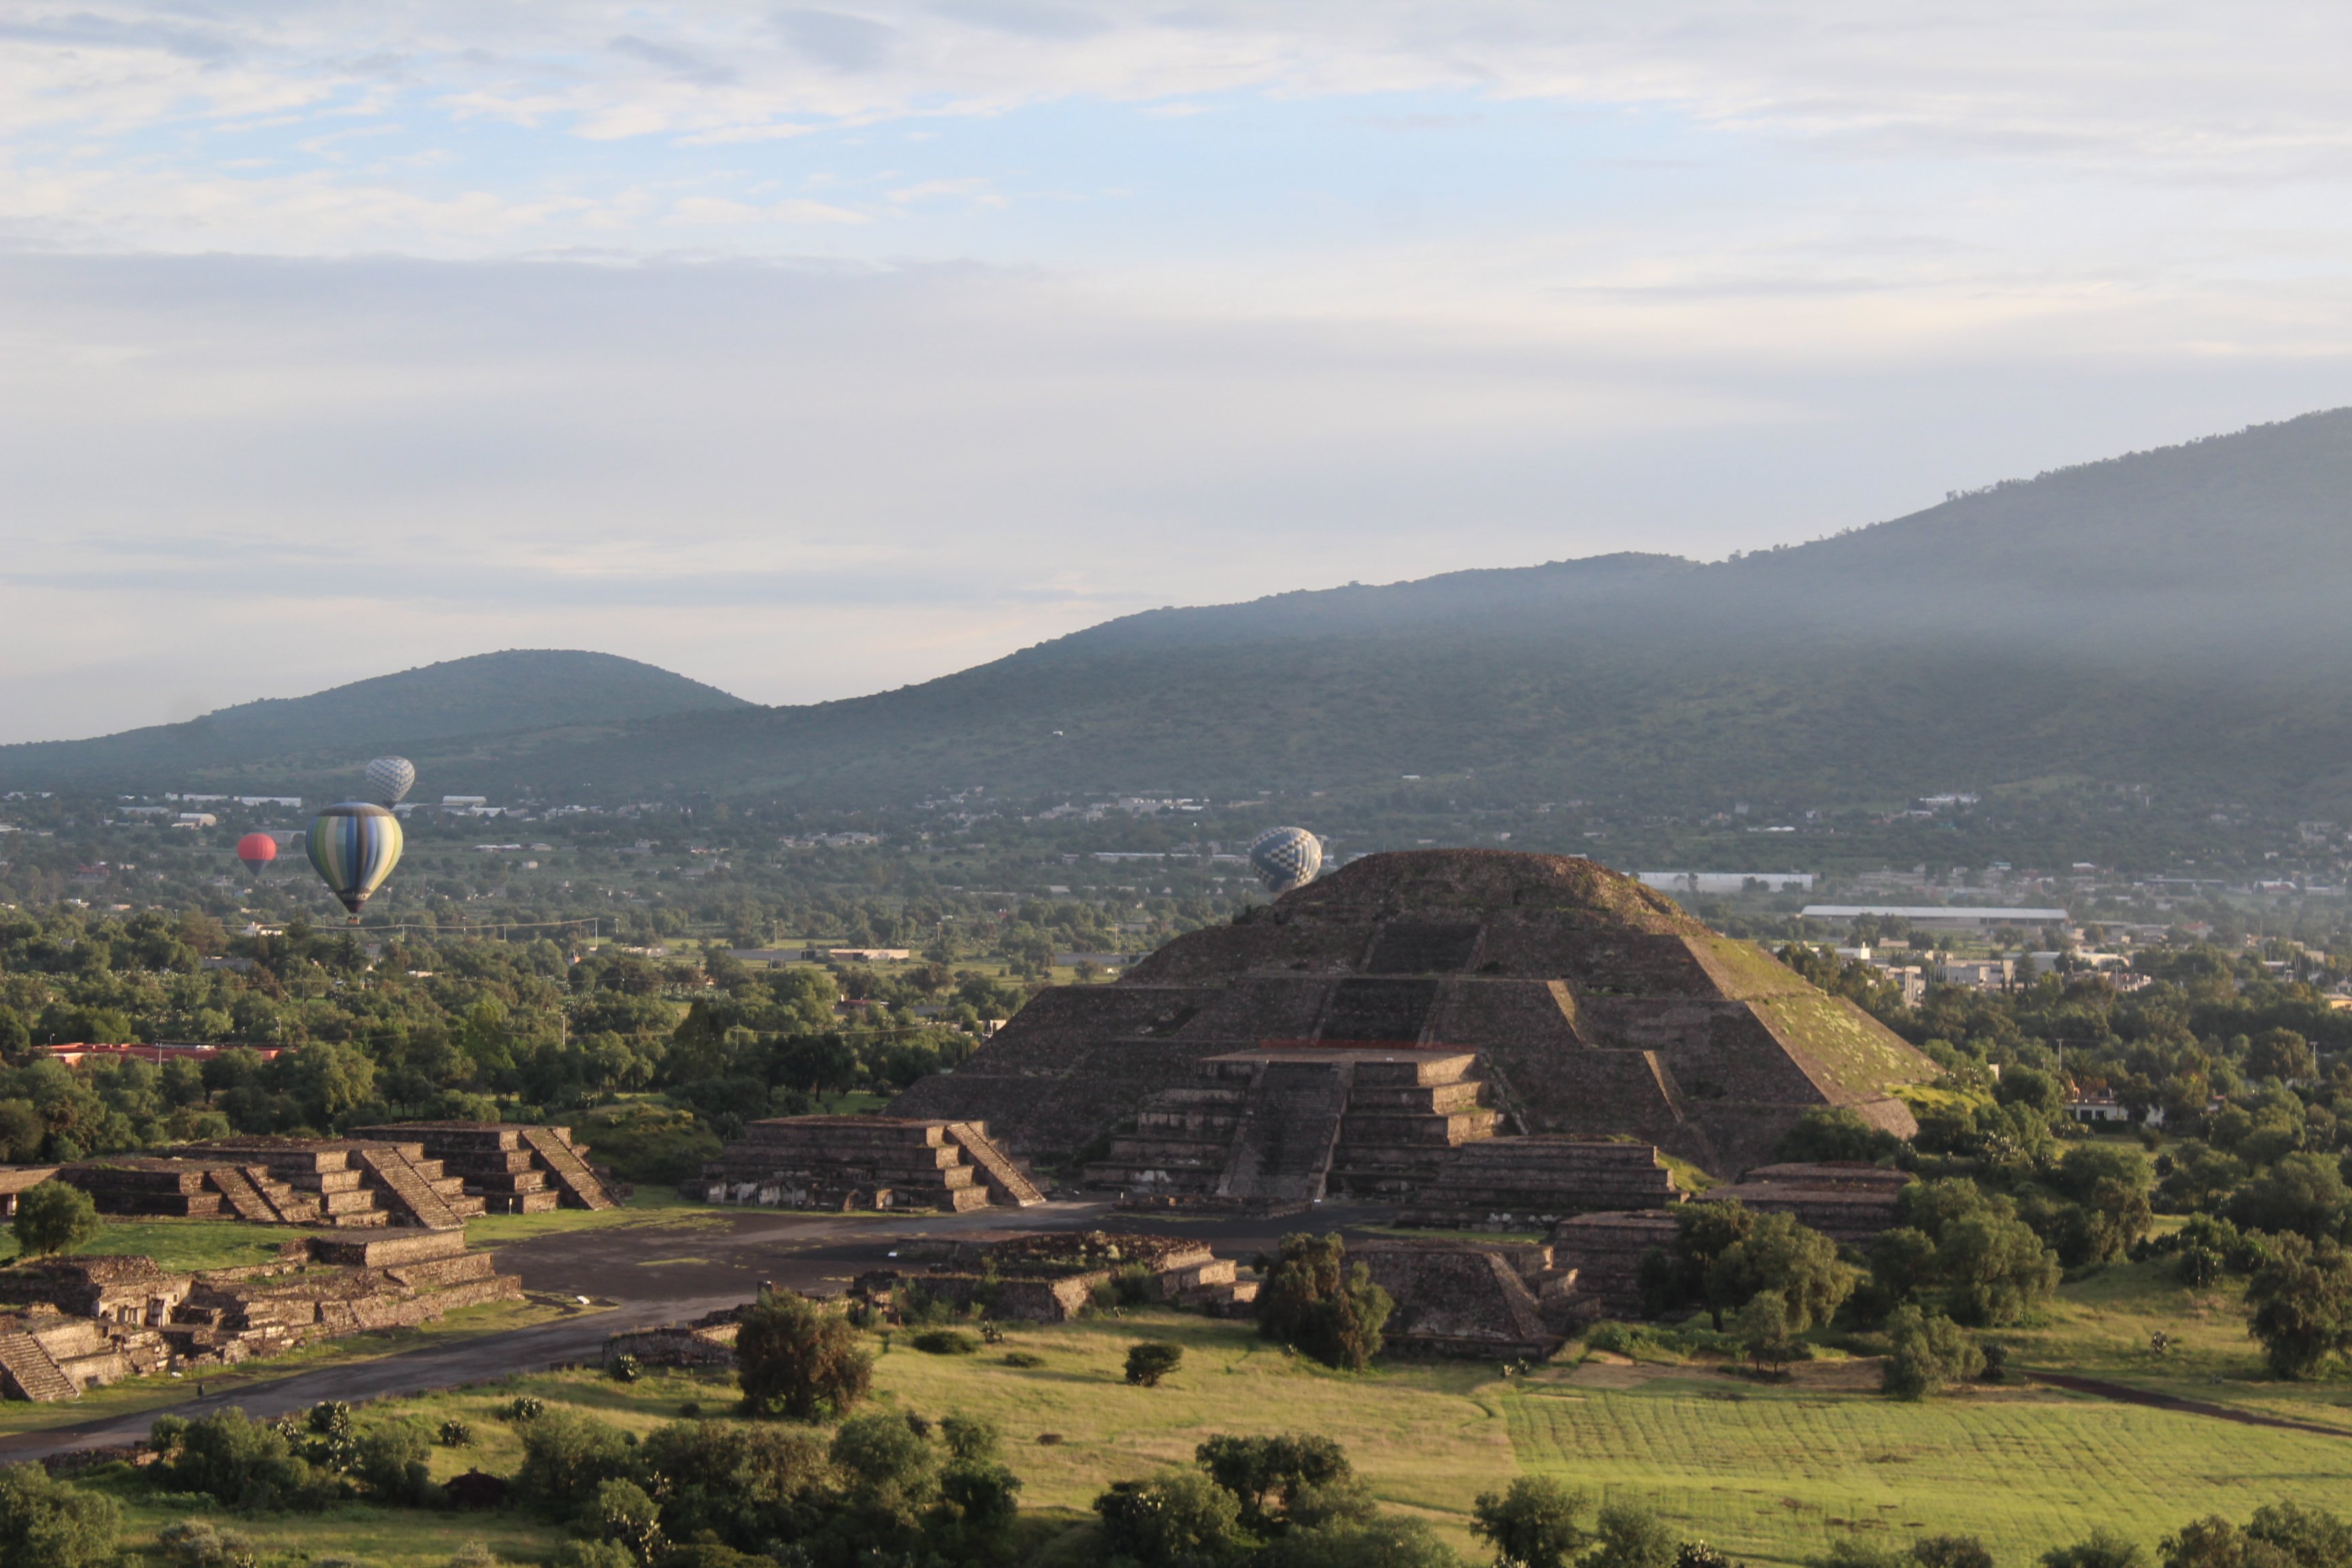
[889,849,1934,1175]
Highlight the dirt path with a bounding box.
[2031,1371,2352,1437]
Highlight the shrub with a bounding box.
[512,1410,640,1516]
[150,1407,317,1512]
[1126,1341,1185,1386]
[502,1396,545,1421]
[638,1418,829,1551]
[907,1328,979,1356]
[549,1546,635,1568]
[1001,1351,1046,1368]
[737,1287,875,1420]
[1882,1305,1984,1400]
[1258,1516,1465,1568]
[439,1420,475,1448]
[1913,1536,1995,1568]
[157,1518,257,1568]
[1471,1476,1591,1568]
[12,1181,99,1259]
[0,1464,123,1568]
[584,1478,664,1564]
[353,1421,434,1505]
[446,1544,500,1568]
[608,1354,640,1383]
[1095,1470,1243,1565]
[1258,1232,1393,1370]
[2042,1529,2147,1568]
[1678,1544,1740,1568]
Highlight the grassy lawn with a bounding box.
[0,1215,301,1272]
[463,1187,726,1249]
[1504,1372,2352,1568]
[54,1290,2352,1568]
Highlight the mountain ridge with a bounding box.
[8,409,2352,812]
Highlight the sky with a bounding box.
[7,4,2352,742]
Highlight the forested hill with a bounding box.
[0,651,747,792]
[11,410,2352,813]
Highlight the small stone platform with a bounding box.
[687,1117,1042,1212]
[1547,1209,1683,1318]
[1394,1137,1685,1230]
[861,1230,1256,1321]
[1351,1239,1571,1359]
[1695,1161,1912,1243]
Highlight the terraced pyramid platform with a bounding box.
[891,849,1935,1177]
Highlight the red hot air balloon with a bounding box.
[238,833,279,871]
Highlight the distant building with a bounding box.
[1637,871,1816,894]
[1801,904,2070,931]
[1934,958,2015,990]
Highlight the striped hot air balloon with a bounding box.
[307,802,404,922]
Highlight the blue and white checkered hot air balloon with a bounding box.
[1247,826,1322,894]
[364,755,416,806]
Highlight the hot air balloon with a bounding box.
[365,755,417,806]
[307,802,404,923]
[236,832,279,872]
[1247,826,1323,894]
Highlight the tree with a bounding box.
[1735,1290,1799,1375]
[1470,1477,1590,1568]
[1094,1470,1243,1565]
[513,1410,640,1517]
[2230,1154,2352,1242]
[1937,1211,2060,1326]
[1126,1342,1184,1387]
[736,1287,873,1420]
[1195,1433,1352,1535]
[1777,1107,1904,1165]
[0,1463,122,1568]
[1256,1516,1465,1568]
[1258,1233,1393,1370]
[585,1478,664,1565]
[12,1181,99,1258]
[1588,1503,1678,1568]
[2244,1232,2352,1378]
[148,1407,316,1512]
[2248,1030,2318,1084]
[2052,1143,2156,1264]
[1706,1213,1854,1331]
[1882,1305,1983,1400]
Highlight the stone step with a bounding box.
[0,1328,77,1402]
[519,1126,617,1210]
[944,1122,1045,1206]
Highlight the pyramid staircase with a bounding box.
[0,1326,76,1402]
[1087,1045,1501,1208]
[174,1139,485,1230]
[353,1123,619,1213]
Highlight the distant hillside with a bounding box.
[11,410,2352,813]
[0,651,747,794]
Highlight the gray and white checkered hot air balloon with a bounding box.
[1247,826,1322,894]
[364,755,416,807]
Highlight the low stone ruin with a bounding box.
[687,1117,1044,1212]
[0,1232,522,1400]
[604,1305,745,1369]
[1394,1137,1686,1229]
[1695,1161,1912,1243]
[857,1229,1257,1321]
[59,1156,323,1224]
[1350,1239,1573,1359]
[352,1122,619,1213]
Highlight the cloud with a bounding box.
[772,8,902,74]
[608,35,738,88]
